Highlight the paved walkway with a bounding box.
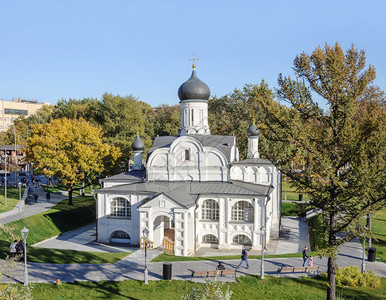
[0,191,385,284]
[0,185,66,225]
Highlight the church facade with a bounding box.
[96,65,281,256]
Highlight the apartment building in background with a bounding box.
[0,98,45,131]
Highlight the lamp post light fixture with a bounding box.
[20,227,29,286]
[142,227,149,284]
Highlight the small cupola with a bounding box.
[132,134,144,170]
[132,135,145,152]
[247,119,260,159]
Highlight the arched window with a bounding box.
[185,149,190,161]
[110,231,131,244]
[201,199,219,221]
[232,234,252,246]
[111,197,131,219]
[231,201,254,222]
[202,234,218,244]
[111,231,130,239]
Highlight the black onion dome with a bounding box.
[132,135,145,151]
[247,124,260,137]
[178,69,210,101]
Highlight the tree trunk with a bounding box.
[327,212,337,300]
[68,187,73,206]
[82,182,85,197]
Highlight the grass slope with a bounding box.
[0,196,128,264]
[29,275,386,300]
[0,186,26,213]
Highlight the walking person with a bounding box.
[10,240,17,258]
[308,255,314,266]
[237,245,249,269]
[302,246,309,266]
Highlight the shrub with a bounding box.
[321,266,381,288]
[183,275,233,300]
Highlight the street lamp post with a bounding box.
[18,182,22,202]
[142,228,149,284]
[260,226,265,279]
[20,227,29,286]
[361,231,366,274]
[4,152,7,206]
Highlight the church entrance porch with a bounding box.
[152,215,175,249]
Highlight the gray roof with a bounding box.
[147,135,236,162]
[100,169,146,183]
[232,157,274,166]
[98,180,272,208]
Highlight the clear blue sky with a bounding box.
[1,1,385,109]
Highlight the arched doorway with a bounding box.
[153,215,174,248]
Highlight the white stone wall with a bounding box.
[147,136,230,182]
[97,193,145,244]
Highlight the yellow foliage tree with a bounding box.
[26,118,120,205]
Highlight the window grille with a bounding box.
[202,234,218,244]
[111,197,131,219]
[201,199,219,221]
[232,234,252,246]
[231,201,254,222]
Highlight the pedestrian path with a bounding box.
[5,239,385,285]
[0,185,67,224]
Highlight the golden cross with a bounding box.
[189,53,199,70]
[249,113,257,124]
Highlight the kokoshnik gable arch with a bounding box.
[96,65,281,256]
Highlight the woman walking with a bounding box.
[237,246,249,269]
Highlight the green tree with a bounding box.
[209,82,275,159]
[97,93,153,172]
[26,118,120,205]
[252,43,385,300]
[152,104,180,137]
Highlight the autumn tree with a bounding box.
[253,43,386,300]
[27,118,120,205]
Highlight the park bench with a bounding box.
[191,269,237,280]
[277,266,319,277]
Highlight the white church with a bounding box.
[96,65,281,256]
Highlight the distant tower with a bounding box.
[132,134,145,170]
[247,120,260,158]
[178,55,211,135]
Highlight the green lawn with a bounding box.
[282,178,310,201]
[0,186,26,213]
[28,275,386,300]
[0,196,129,264]
[281,202,300,216]
[368,209,386,263]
